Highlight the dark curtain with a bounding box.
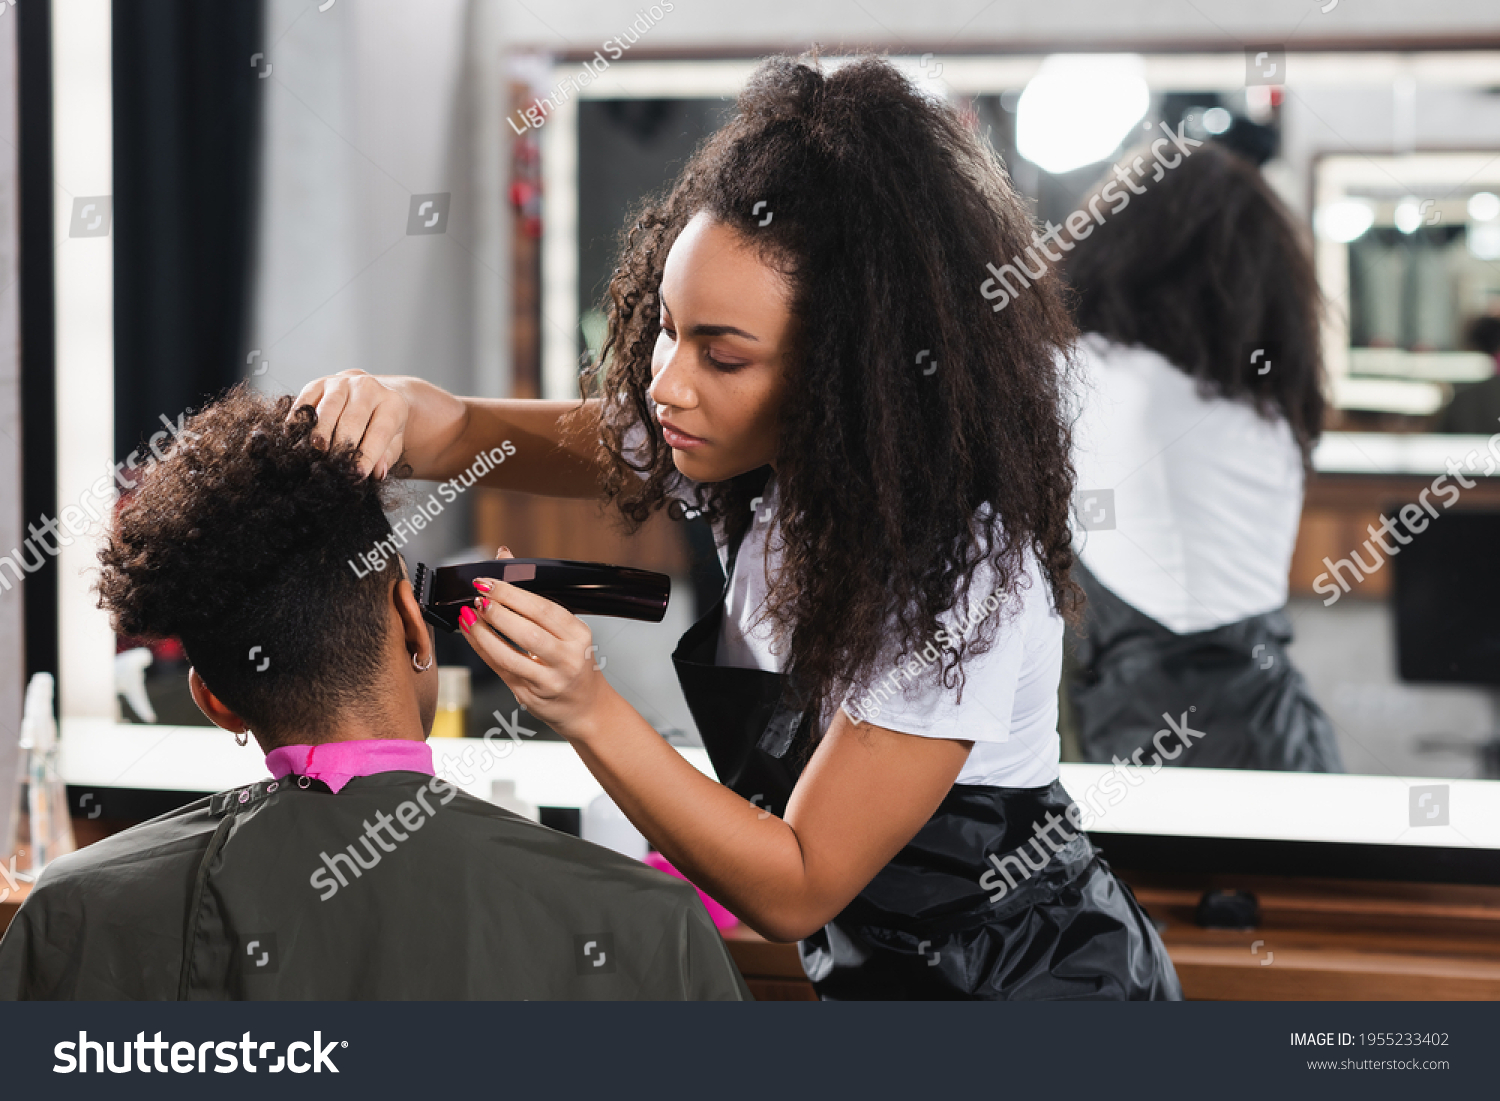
[19,0,57,684]
[113,0,265,463]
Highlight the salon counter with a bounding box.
[6,721,1499,1000]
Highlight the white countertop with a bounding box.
[59,719,1500,850]
[1312,431,1500,477]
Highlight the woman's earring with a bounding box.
[412,651,433,672]
[235,729,250,747]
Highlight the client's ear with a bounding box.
[393,574,434,670]
[188,668,250,734]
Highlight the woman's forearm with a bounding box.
[384,376,605,498]
[565,685,824,943]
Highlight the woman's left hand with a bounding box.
[459,546,612,735]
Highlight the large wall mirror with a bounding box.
[537,51,1500,874]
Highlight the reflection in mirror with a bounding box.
[566,55,1500,787]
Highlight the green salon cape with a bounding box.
[0,771,750,1000]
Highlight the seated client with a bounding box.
[0,385,748,1000]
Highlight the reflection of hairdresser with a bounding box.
[1437,316,1500,434]
[1061,139,1343,772]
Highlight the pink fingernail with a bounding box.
[473,580,492,592]
[459,607,476,630]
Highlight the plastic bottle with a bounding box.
[430,666,471,739]
[581,791,648,860]
[17,673,75,874]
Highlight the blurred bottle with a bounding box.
[430,666,471,739]
[581,791,648,860]
[488,779,540,822]
[12,674,76,874]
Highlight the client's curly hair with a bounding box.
[97,384,404,741]
[566,52,1080,724]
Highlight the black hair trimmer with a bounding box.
[413,558,670,632]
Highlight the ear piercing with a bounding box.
[413,651,433,672]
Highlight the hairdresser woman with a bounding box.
[296,56,1179,1000]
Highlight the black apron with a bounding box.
[671,494,1182,1000]
[1068,563,1345,772]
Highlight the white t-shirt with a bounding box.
[1068,333,1305,634]
[626,419,1063,788]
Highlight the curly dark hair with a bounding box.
[1064,138,1327,461]
[565,52,1081,724]
[96,384,405,742]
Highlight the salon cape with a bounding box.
[0,756,749,1000]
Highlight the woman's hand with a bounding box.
[459,546,614,734]
[292,370,413,479]
[290,372,605,495]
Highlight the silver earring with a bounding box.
[413,651,433,672]
[235,729,250,747]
